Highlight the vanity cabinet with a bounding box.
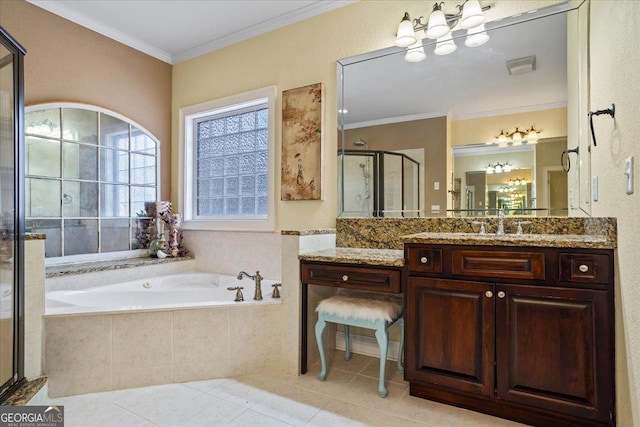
[298,249,404,374]
[405,244,615,427]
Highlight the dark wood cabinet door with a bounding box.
[406,277,495,397]
[496,284,613,423]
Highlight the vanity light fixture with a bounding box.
[486,162,513,174]
[395,1,490,62]
[508,177,527,186]
[495,126,542,146]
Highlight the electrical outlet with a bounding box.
[434,181,440,190]
[592,176,598,202]
[431,204,440,212]
[624,156,634,194]
[569,189,574,208]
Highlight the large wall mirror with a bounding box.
[337,1,590,218]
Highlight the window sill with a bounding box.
[45,254,194,278]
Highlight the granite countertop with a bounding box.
[46,254,195,278]
[403,232,614,249]
[281,229,336,236]
[298,247,405,267]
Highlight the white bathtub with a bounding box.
[46,272,281,316]
[44,271,284,396]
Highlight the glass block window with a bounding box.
[180,87,275,231]
[195,107,268,218]
[25,104,158,258]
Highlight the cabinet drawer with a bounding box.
[406,247,443,273]
[301,263,401,293]
[559,253,610,284]
[452,250,545,280]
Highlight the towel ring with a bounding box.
[588,103,615,147]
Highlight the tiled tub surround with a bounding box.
[336,217,617,249]
[45,299,283,397]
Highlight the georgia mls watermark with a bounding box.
[0,406,64,427]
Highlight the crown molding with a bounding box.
[343,111,450,130]
[28,0,355,65]
[173,0,355,63]
[451,101,568,121]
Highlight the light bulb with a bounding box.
[405,38,426,63]
[425,6,450,39]
[460,0,484,30]
[434,33,457,56]
[465,24,489,48]
[396,13,417,47]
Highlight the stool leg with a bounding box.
[315,315,328,381]
[397,316,404,373]
[344,325,352,361]
[374,323,389,398]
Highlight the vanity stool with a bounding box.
[315,292,404,397]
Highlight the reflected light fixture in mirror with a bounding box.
[464,23,490,47]
[395,1,491,62]
[405,33,426,62]
[486,162,513,174]
[496,127,542,147]
[435,33,457,55]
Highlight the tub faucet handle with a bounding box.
[271,283,282,298]
[227,286,244,302]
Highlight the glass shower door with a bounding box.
[0,39,16,390]
[0,26,25,399]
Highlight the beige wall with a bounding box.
[172,1,561,229]
[0,0,172,199]
[345,117,448,216]
[589,2,640,425]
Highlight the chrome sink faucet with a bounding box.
[237,270,263,300]
[497,208,505,235]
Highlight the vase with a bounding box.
[149,233,167,257]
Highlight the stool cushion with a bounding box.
[316,294,402,323]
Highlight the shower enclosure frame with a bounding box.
[0,26,26,401]
[339,149,420,217]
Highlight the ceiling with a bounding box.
[27,0,352,64]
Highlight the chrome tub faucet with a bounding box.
[237,270,263,300]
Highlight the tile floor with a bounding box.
[28,350,527,427]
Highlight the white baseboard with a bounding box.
[334,331,401,362]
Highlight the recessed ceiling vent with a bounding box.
[506,55,536,75]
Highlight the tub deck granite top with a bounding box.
[298,248,404,267]
[403,232,615,249]
[46,255,194,278]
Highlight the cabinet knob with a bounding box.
[420,257,428,264]
[579,264,589,273]
[498,291,506,299]
[342,275,349,282]
[485,291,493,298]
